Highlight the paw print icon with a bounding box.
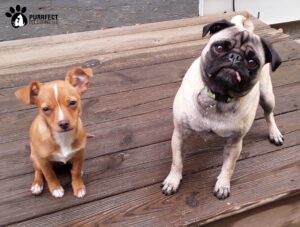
[5,5,28,28]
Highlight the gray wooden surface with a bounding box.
[0,0,198,41]
[1,2,300,225]
[1,11,300,226]
[204,194,300,227]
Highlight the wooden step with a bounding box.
[0,11,299,226]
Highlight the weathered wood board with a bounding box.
[0,11,299,226]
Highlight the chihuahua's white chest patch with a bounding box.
[52,130,77,163]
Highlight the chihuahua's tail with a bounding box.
[231,15,254,32]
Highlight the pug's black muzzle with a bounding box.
[204,54,254,95]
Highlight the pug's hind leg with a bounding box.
[161,128,183,196]
[214,137,242,200]
[260,70,284,146]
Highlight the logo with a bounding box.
[5,5,58,28]
[5,5,28,28]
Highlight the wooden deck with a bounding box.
[0,11,300,226]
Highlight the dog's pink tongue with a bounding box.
[235,71,241,82]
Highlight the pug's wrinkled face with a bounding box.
[201,27,265,97]
[200,20,281,98]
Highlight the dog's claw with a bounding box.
[162,187,177,196]
[214,178,230,200]
[74,187,86,198]
[161,185,178,196]
[161,171,182,196]
[31,184,43,195]
[269,125,284,146]
[51,187,64,198]
[269,135,284,146]
[213,186,230,200]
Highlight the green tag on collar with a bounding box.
[207,90,215,99]
[226,96,236,103]
[207,89,236,103]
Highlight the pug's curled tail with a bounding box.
[231,15,254,32]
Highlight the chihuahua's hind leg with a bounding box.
[259,65,284,146]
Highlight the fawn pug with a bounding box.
[161,15,283,199]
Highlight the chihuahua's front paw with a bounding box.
[213,178,230,200]
[31,183,44,195]
[161,171,182,196]
[51,186,64,198]
[73,185,86,198]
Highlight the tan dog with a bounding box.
[161,16,283,199]
[15,67,93,198]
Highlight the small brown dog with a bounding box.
[15,67,93,198]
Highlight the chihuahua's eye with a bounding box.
[69,100,77,107]
[247,59,258,70]
[42,107,51,113]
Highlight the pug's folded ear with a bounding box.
[202,19,235,37]
[261,38,282,72]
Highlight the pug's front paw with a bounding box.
[213,178,230,200]
[161,171,182,196]
[269,125,284,146]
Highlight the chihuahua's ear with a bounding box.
[15,81,41,105]
[261,38,282,72]
[65,67,93,94]
[202,19,235,37]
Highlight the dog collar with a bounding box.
[207,89,236,103]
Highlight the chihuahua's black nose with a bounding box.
[58,120,70,130]
[228,53,242,64]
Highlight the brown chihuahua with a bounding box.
[15,67,93,198]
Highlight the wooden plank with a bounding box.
[273,39,300,61]
[10,143,300,226]
[204,194,300,227]
[0,19,287,78]
[1,109,299,225]
[0,25,210,69]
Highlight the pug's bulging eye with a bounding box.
[215,45,224,53]
[247,59,258,70]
